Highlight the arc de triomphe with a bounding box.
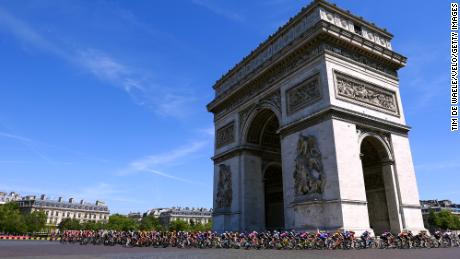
[207,0,425,235]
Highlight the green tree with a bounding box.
[168,219,190,231]
[81,221,105,231]
[204,221,212,231]
[190,221,213,232]
[427,209,437,228]
[24,211,47,233]
[0,203,26,234]
[139,215,162,231]
[427,209,460,230]
[106,214,138,231]
[58,218,81,230]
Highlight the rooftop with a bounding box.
[209,0,405,106]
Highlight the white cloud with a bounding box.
[0,6,196,119]
[0,129,57,167]
[146,169,205,186]
[192,0,245,22]
[118,140,209,185]
[0,131,32,142]
[0,126,107,165]
[198,126,215,137]
[129,140,208,171]
[0,6,64,57]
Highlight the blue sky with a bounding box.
[0,0,457,214]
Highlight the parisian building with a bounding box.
[421,199,460,214]
[146,207,212,225]
[16,194,110,227]
[127,212,142,222]
[0,191,22,205]
[421,199,460,219]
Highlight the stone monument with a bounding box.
[207,0,425,235]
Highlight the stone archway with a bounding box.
[244,108,284,230]
[264,164,284,230]
[360,135,400,234]
[209,1,426,234]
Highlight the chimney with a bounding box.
[58,197,63,202]
[40,194,46,200]
[80,199,84,204]
[68,197,74,203]
[95,200,105,206]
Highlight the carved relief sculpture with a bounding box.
[215,164,232,209]
[216,122,235,148]
[334,71,399,115]
[261,91,281,114]
[293,134,325,196]
[287,74,321,114]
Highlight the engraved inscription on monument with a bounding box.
[286,74,321,115]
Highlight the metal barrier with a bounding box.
[0,235,60,240]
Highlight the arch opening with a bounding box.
[246,109,284,230]
[360,136,395,235]
[264,164,284,230]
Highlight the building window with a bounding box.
[353,24,362,35]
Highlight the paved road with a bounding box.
[0,240,459,259]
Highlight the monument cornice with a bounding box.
[212,144,281,164]
[278,105,410,138]
[207,23,405,118]
[209,0,402,105]
[289,198,368,208]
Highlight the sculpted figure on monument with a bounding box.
[335,73,397,112]
[293,134,325,196]
[215,164,232,209]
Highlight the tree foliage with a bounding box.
[168,219,190,231]
[139,215,162,231]
[427,209,460,230]
[82,221,105,231]
[106,214,138,231]
[58,218,82,231]
[0,203,26,234]
[0,203,212,234]
[24,211,47,232]
[0,203,46,234]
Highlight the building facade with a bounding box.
[17,195,109,227]
[208,0,425,235]
[146,207,212,225]
[128,212,142,222]
[0,192,21,205]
